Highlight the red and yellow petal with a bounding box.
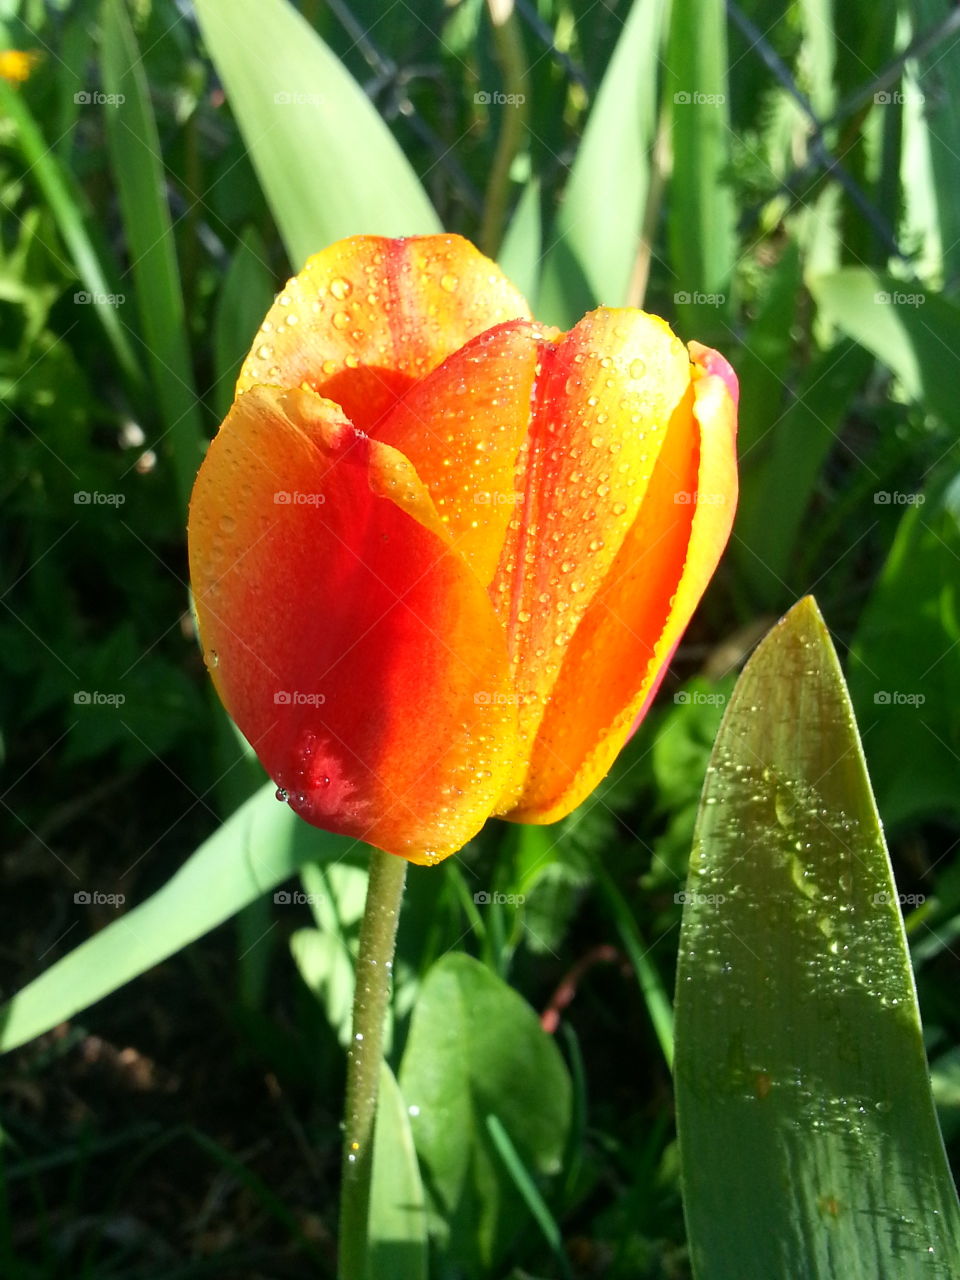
[503,342,739,822]
[375,319,547,585]
[235,235,532,433]
[485,308,693,805]
[188,385,518,864]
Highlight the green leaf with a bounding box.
[674,597,960,1279]
[809,268,960,429]
[497,178,541,305]
[665,0,736,337]
[733,340,873,606]
[213,226,276,419]
[193,0,440,271]
[848,471,960,829]
[366,1062,428,1280]
[0,79,141,391]
[0,784,358,1053]
[536,0,667,327]
[100,0,207,511]
[398,953,571,1275]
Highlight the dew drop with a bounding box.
[275,788,289,802]
[440,273,459,293]
[333,311,351,330]
[630,357,647,379]
[330,276,352,300]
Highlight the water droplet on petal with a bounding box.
[330,276,352,300]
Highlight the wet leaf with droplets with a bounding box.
[674,596,960,1279]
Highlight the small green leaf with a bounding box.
[193,0,440,270]
[398,953,571,1275]
[0,784,358,1053]
[675,597,960,1279]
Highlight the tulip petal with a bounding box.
[236,234,532,432]
[375,319,546,585]
[486,308,693,802]
[188,386,518,864]
[503,343,739,821]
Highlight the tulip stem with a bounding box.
[338,847,407,1280]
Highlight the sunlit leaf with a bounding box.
[675,596,960,1279]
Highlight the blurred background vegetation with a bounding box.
[2,0,960,1276]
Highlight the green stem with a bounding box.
[479,0,529,258]
[337,848,408,1280]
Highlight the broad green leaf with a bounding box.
[366,1062,428,1280]
[101,0,207,511]
[536,0,667,327]
[0,783,359,1053]
[810,268,960,429]
[398,953,571,1275]
[213,226,276,419]
[193,0,440,271]
[665,0,736,338]
[848,471,960,829]
[675,597,960,1279]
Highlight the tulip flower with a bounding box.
[189,234,738,865]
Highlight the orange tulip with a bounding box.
[188,235,738,865]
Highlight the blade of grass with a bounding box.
[0,78,142,391]
[666,0,736,339]
[485,1113,573,1280]
[0,783,359,1053]
[100,0,206,512]
[537,0,667,328]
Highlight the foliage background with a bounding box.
[2,0,960,1276]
